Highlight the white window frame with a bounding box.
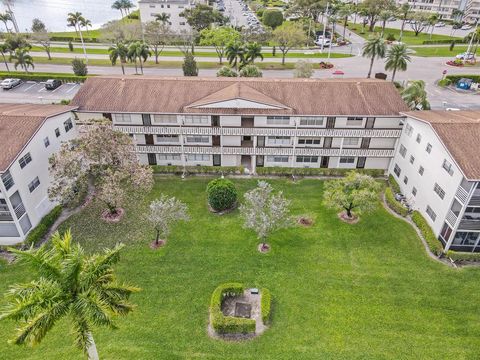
[267,155,289,163]
[184,115,209,125]
[153,114,177,124]
[115,114,131,123]
[266,116,290,125]
[19,153,32,169]
[299,116,324,126]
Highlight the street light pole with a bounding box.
[465,22,478,64]
[321,2,329,53]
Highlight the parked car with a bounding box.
[452,23,463,29]
[315,37,331,47]
[461,24,472,30]
[1,78,21,90]
[435,22,445,27]
[456,52,475,60]
[45,79,62,90]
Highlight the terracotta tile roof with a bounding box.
[403,111,480,180]
[71,76,409,116]
[0,104,76,172]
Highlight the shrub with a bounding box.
[411,211,444,256]
[261,288,272,324]
[445,74,480,83]
[210,283,256,334]
[217,66,238,77]
[0,71,88,83]
[239,64,262,77]
[438,78,452,87]
[386,33,396,41]
[24,206,62,246]
[72,58,88,76]
[262,9,283,29]
[293,60,314,78]
[182,53,198,76]
[446,250,480,262]
[422,39,467,45]
[256,167,385,177]
[206,178,238,211]
[256,9,265,18]
[385,187,408,217]
[151,165,244,175]
[388,174,401,194]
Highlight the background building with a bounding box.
[139,0,196,32]
[0,104,77,245]
[405,0,480,22]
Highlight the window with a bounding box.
[266,116,290,125]
[453,232,480,246]
[19,153,32,169]
[115,114,131,123]
[28,177,40,193]
[416,133,422,143]
[267,155,289,163]
[426,205,437,222]
[434,183,446,199]
[187,154,210,161]
[44,137,50,148]
[426,143,432,153]
[296,156,318,163]
[405,123,413,136]
[403,176,408,185]
[339,157,355,164]
[1,171,14,191]
[267,136,290,145]
[157,135,179,143]
[153,114,177,124]
[418,166,424,175]
[346,117,363,126]
[298,138,321,145]
[412,187,417,196]
[394,164,401,177]
[184,115,209,124]
[180,22,186,25]
[55,128,60,138]
[299,116,324,126]
[399,144,407,158]
[64,118,73,132]
[344,138,359,146]
[409,155,415,164]
[158,153,181,160]
[442,159,454,176]
[186,136,209,143]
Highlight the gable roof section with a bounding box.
[0,104,76,172]
[71,76,409,116]
[402,111,480,180]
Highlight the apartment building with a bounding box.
[406,0,480,22]
[389,111,480,253]
[0,104,77,245]
[71,76,409,173]
[139,0,203,32]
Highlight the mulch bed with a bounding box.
[297,216,314,227]
[101,208,125,223]
[257,243,271,253]
[207,202,238,215]
[150,240,166,249]
[337,211,359,224]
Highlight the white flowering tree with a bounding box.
[239,181,291,251]
[147,195,189,247]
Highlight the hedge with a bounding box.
[385,187,408,217]
[445,74,480,83]
[422,39,467,45]
[261,288,272,324]
[0,71,89,83]
[388,174,401,194]
[49,36,99,43]
[24,205,63,246]
[206,178,237,211]
[255,167,385,177]
[446,250,480,262]
[151,165,244,175]
[411,211,444,256]
[210,283,256,335]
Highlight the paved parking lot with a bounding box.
[0,81,81,104]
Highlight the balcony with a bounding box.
[14,203,26,219]
[241,140,253,147]
[469,196,480,207]
[445,210,458,227]
[458,218,480,231]
[0,210,13,222]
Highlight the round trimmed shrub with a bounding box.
[206,178,237,212]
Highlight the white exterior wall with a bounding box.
[388,117,464,236]
[0,112,77,245]
[222,136,241,146]
[221,116,241,127]
[139,0,192,32]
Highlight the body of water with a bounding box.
[1,0,138,32]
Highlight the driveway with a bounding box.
[0,80,81,104]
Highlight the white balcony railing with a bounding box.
[14,203,26,219]
[445,210,458,228]
[455,186,469,204]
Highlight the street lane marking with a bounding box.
[66,84,79,93]
[23,83,38,92]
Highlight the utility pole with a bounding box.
[321,2,329,52]
[3,0,19,33]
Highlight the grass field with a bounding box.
[1,177,479,359]
[410,45,471,57]
[346,22,462,45]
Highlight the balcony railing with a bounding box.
[455,186,469,204]
[14,203,26,219]
[0,210,13,222]
[446,210,458,227]
[458,218,480,231]
[468,196,480,207]
[115,126,402,138]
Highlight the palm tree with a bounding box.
[245,42,263,64]
[109,42,129,75]
[379,10,393,38]
[397,3,411,42]
[338,4,353,39]
[128,41,151,74]
[121,0,135,15]
[80,18,92,36]
[112,0,124,17]
[362,36,386,78]
[0,12,12,32]
[154,13,171,24]
[67,12,88,64]
[11,47,34,72]
[401,80,431,110]
[0,43,10,71]
[226,41,245,71]
[385,44,412,82]
[0,230,139,360]
[427,14,439,39]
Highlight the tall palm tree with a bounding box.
[401,80,431,110]
[80,18,92,36]
[338,4,353,39]
[154,13,171,24]
[109,42,129,75]
[112,0,124,17]
[0,230,139,360]
[385,44,412,82]
[128,41,150,74]
[427,14,439,39]
[362,36,386,78]
[379,10,393,38]
[397,3,411,42]
[11,47,34,72]
[121,0,135,15]
[245,42,263,64]
[0,43,10,71]
[225,41,245,71]
[0,12,12,32]
[67,12,88,64]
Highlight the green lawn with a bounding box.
[410,45,471,57]
[346,22,462,45]
[1,177,479,359]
